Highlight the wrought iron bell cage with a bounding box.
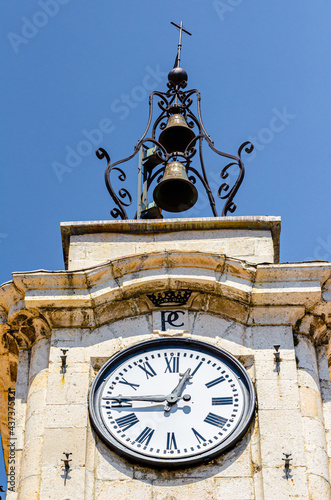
[96,23,254,220]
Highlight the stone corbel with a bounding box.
[6,308,51,350]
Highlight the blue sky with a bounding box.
[1,0,331,489]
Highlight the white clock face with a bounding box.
[89,338,255,468]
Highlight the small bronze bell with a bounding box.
[158,114,195,154]
[153,161,198,213]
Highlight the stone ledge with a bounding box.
[61,216,281,269]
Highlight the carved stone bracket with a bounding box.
[6,309,51,350]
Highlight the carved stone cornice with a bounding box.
[0,251,329,331]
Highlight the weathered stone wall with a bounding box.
[3,310,329,499]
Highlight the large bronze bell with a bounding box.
[153,161,198,213]
[158,114,195,153]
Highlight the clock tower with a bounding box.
[1,23,331,500]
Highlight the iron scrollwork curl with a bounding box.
[217,141,254,216]
[96,147,135,220]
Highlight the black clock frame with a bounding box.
[88,337,256,469]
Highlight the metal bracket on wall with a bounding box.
[282,453,292,479]
[60,349,68,375]
[61,452,72,485]
[273,344,281,373]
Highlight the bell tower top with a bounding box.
[96,22,255,220]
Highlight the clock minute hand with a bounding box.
[102,395,167,403]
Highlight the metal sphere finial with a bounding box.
[168,67,188,86]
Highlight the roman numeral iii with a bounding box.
[212,397,233,405]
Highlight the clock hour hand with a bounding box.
[166,368,191,403]
[103,395,167,403]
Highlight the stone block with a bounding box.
[40,465,86,499]
[258,409,306,467]
[46,371,89,405]
[295,336,318,373]
[250,306,305,326]
[302,417,329,480]
[84,469,95,500]
[192,312,246,344]
[110,314,152,339]
[299,386,323,420]
[256,378,300,410]
[205,433,253,478]
[255,238,274,259]
[298,367,320,392]
[262,466,309,500]
[48,359,90,375]
[95,479,153,500]
[95,439,134,480]
[307,473,331,499]
[317,346,330,382]
[24,408,46,441]
[51,327,83,343]
[42,427,87,467]
[15,350,29,398]
[45,403,87,428]
[14,397,27,430]
[14,425,25,450]
[68,241,87,262]
[85,424,96,472]
[18,475,41,500]
[153,477,214,500]
[255,358,297,382]
[49,343,88,364]
[214,476,255,499]
[19,436,43,480]
[80,325,117,349]
[252,325,294,353]
[322,396,331,430]
[26,385,47,422]
[29,338,50,384]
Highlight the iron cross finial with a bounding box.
[170,21,192,68]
